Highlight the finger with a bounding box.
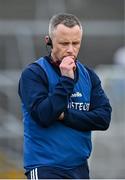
[67,63,76,71]
[61,59,75,67]
[62,56,74,64]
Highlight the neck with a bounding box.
[49,55,61,67]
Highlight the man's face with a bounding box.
[51,24,82,62]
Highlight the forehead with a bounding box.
[53,24,82,37]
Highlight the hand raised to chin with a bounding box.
[59,56,76,79]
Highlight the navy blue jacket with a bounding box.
[19,56,112,132]
[18,56,112,171]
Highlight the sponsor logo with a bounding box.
[71,92,82,97]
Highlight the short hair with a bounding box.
[49,13,83,38]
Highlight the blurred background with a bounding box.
[0,0,124,179]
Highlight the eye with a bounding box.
[73,42,80,46]
[60,42,69,46]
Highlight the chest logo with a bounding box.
[71,92,82,98]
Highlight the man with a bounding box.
[18,13,112,179]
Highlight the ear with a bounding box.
[45,35,53,48]
[45,35,50,44]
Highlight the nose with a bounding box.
[66,44,74,53]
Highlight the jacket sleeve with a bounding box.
[62,67,112,131]
[18,63,75,127]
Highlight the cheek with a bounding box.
[75,46,81,53]
[53,46,64,55]
[52,46,63,60]
[53,47,60,56]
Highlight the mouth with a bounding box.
[51,55,77,67]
